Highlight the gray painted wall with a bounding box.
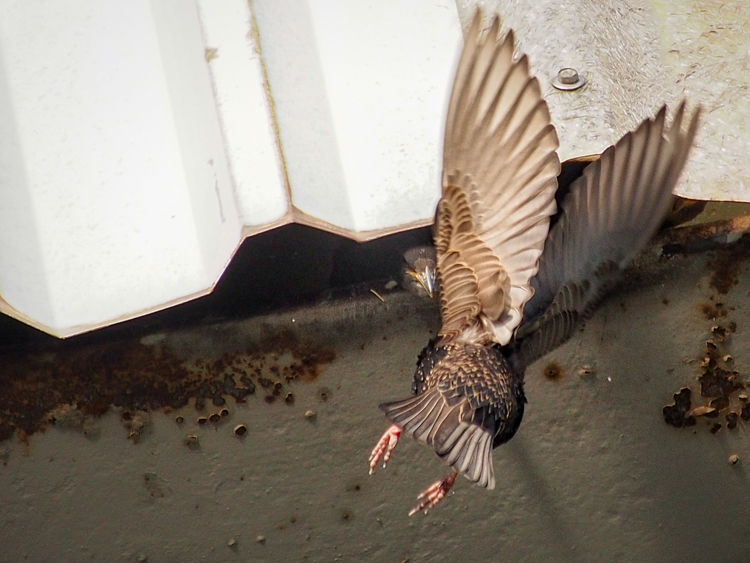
[2,239,750,562]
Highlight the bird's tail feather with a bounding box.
[379,389,496,489]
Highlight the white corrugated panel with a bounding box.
[0,0,242,336]
[1,0,748,336]
[0,0,460,336]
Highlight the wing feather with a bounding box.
[437,11,560,345]
[380,390,496,488]
[516,103,700,368]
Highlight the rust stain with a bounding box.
[707,254,741,295]
[697,302,727,321]
[726,412,739,429]
[665,324,746,433]
[705,236,750,295]
[698,341,744,399]
[663,388,696,428]
[542,362,564,381]
[658,215,750,255]
[0,327,335,443]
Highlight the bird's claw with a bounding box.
[369,425,401,474]
[408,471,458,516]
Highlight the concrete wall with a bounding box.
[2,228,750,562]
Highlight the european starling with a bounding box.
[369,10,700,515]
[402,246,437,298]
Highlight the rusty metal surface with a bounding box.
[0,325,336,444]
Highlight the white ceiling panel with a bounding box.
[1,0,749,336]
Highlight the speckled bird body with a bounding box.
[412,341,525,450]
[376,337,525,494]
[369,8,700,515]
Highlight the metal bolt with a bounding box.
[559,68,579,84]
[552,67,585,91]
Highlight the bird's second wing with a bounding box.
[515,102,701,369]
[437,11,560,345]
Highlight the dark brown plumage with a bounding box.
[382,342,524,491]
[369,9,700,516]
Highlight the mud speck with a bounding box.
[144,472,172,501]
[122,410,151,444]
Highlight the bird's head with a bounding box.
[405,263,437,299]
[402,246,438,299]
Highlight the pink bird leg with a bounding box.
[369,424,401,474]
[409,470,458,516]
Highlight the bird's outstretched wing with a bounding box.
[437,11,560,345]
[514,102,701,369]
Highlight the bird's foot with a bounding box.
[408,470,458,516]
[369,424,401,474]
